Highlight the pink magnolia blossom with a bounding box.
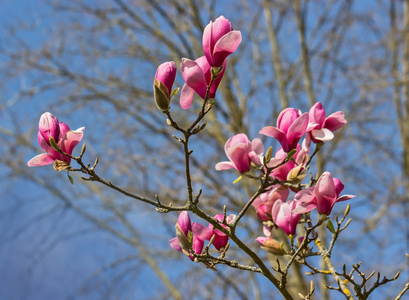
[169,211,213,261]
[272,200,302,236]
[27,112,84,170]
[215,133,264,174]
[260,108,309,152]
[154,61,177,111]
[155,61,177,97]
[202,16,242,67]
[305,102,347,146]
[293,171,355,216]
[252,185,289,221]
[180,56,226,109]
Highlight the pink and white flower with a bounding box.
[27,112,84,170]
[215,133,264,174]
[293,171,355,216]
[202,16,242,67]
[272,200,302,236]
[180,56,226,109]
[260,108,309,152]
[305,102,347,146]
[252,185,290,221]
[169,211,213,260]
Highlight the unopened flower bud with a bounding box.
[154,61,176,112]
[286,165,307,184]
[256,237,285,255]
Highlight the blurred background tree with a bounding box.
[0,0,408,299]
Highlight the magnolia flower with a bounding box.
[169,211,213,261]
[260,108,309,152]
[305,102,347,146]
[154,61,177,111]
[215,133,264,174]
[180,56,226,109]
[293,171,355,216]
[272,200,302,236]
[27,112,84,171]
[252,185,289,221]
[202,16,242,67]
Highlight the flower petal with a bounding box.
[180,58,207,99]
[215,161,235,171]
[60,127,84,156]
[180,84,195,110]
[192,222,214,241]
[286,113,309,150]
[324,111,347,132]
[202,21,213,66]
[309,102,325,128]
[27,153,56,167]
[259,126,289,152]
[169,237,182,252]
[312,128,334,142]
[212,30,242,67]
[336,195,356,202]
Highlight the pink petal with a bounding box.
[316,172,336,200]
[336,195,356,202]
[316,195,335,215]
[59,128,84,156]
[271,199,284,221]
[192,222,214,241]
[169,237,182,252]
[251,138,264,155]
[177,211,192,236]
[312,128,334,142]
[226,143,250,173]
[215,161,235,171]
[324,111,347,132]
[211,16,232,45]
[59,122,70,140]
[192,236,204,254]
[259,126,289,152]
[286,113,309,151]
[292,201,317,214]
[180,84,195,109]
[155,61,177,97]
[309,102,325,128]
[37,131,60,159]
[333,178,345,196]
[180,58,207,99]
[39,112,60,142]
[212,31,242,67]
[27,153,56,167]
[202,21,213,66]
[277,108,300,133]
[249,152,262,165]
[294,186,315,202]
[256,237,268,245]
[195,56,211,84]
[212,234,229,251]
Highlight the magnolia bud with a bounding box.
[286,165,307,184]
[256,237,285,256]
[154,61,176,112]
[153,78,171,112]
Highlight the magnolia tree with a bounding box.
[27,16,408,300]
